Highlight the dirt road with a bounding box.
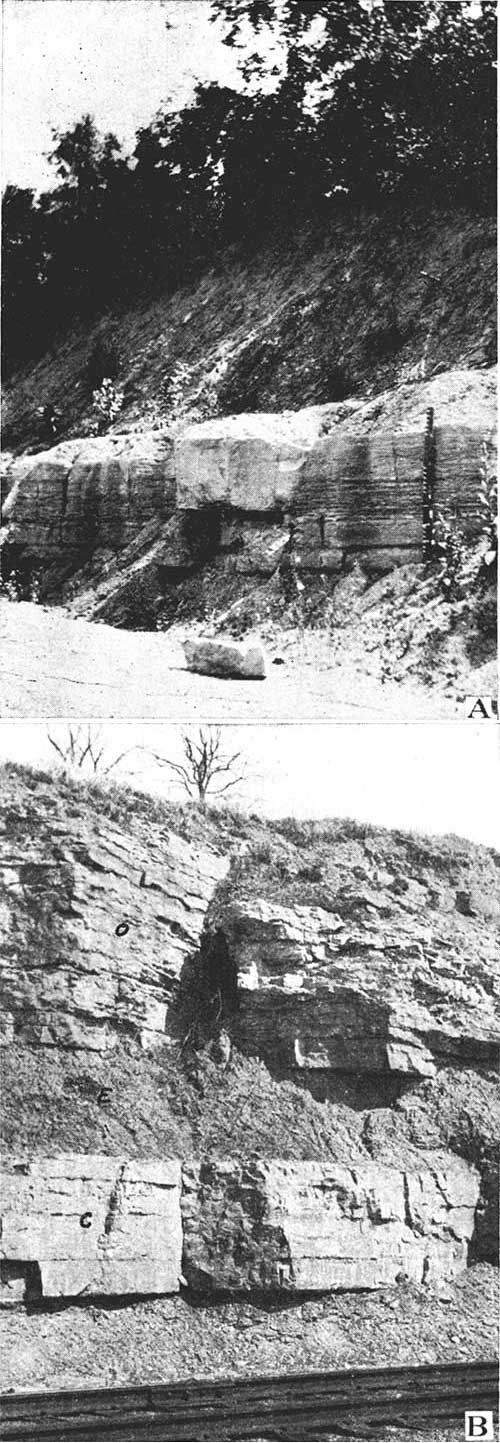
[1,601,466,721]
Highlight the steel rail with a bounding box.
[0,1359,497,1440]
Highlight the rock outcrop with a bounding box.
[0,1150,480,1304]
[1,433,175,566]
[182,1157,479,1294]
[0,1155,182,1301]
[206,883,500,1082]
[176,369,496,559]
[1,369,496,604]
[0,795,229,1052]
[183,637,267,680]
[0,772,498,1310]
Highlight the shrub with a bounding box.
[86,332,121,392]
[91,377,124,434]
[477,446,497,569]
[433,510,465,601]
[163,362,220,425]
[0,565,42,603]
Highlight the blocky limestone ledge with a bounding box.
[1,369,496,578]
[1,1156,182,1301]
[175,368,496,545]
[214,898,500,1079]
[1,433,176,559]
[0,1151,479,1305]
[0,819,229,1052]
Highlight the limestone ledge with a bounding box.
[214,897,500,1078]
[0,819,229,1052]
[0,1151,480,1304]
[1,370,496,580]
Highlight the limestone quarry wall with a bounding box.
[0,1151,480,1306]
[1,368,496,580]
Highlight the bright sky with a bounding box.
[1,0,243,192]
[0,721,498,848]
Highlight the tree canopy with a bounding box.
[2,0,496,377]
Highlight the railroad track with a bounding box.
[0,1361,497,1440]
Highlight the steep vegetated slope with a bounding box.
[1,210,496,713]
[2,209,496,453]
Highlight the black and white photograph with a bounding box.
[0,1,498,1441]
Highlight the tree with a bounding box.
[212,0,497,208]
[146,728,245,806]
[47,725,137,777]
[1,185,48,373]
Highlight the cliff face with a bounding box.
[1,368,496,613]
[213,895,499,1082]
[0,769,228,1051]
[204,820,500,1089]
[0,767,498,1309]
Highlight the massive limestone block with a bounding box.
[1,434,175,562]
[175,409,325,511]
[0,1155,182,1299]
[183,636,267,680]
[212,898,500,1079]
[175,368,496,555]
[181,1157,479,1294]
[0,804,229,1052]
[0,1151,479,1304]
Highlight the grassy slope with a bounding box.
[3,206,496,453]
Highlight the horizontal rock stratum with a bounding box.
[1,433,176,563]
[1,368,496,591]
[0,1150,480,1304]
[175,369,496,552]
[211,888,500,1081]
[1,768,499,1082]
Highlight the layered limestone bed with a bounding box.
[0,783,229,1051]
[214,897,499,1081]
[1,368,496,611]
[0,1150,480,1304]
[1,433,175,563]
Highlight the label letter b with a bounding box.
[465,1412,494,1440]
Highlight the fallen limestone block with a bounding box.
[181,1157,479,1294]
[0,1155,182,1300]
[183,636,267,680]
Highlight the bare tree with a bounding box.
[47,724,137,777]
[147,728,245,807]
